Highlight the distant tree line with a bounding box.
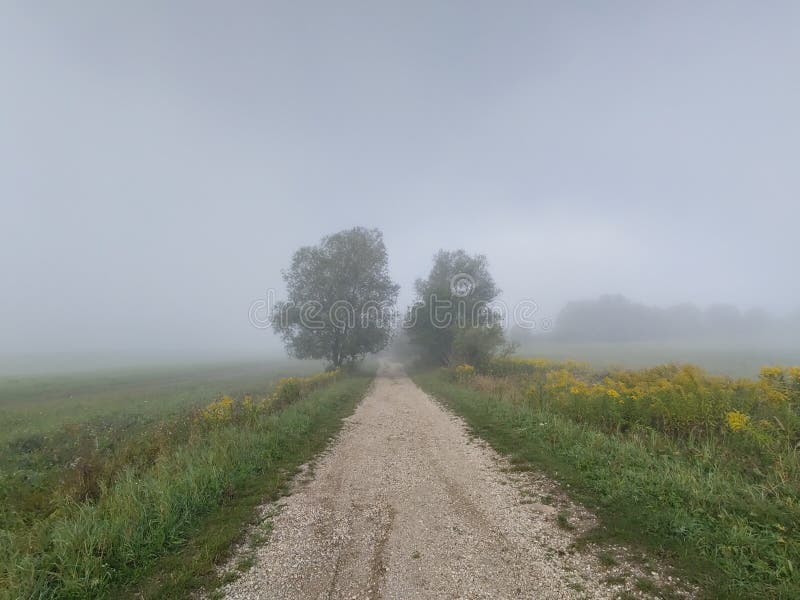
[546,294,800,343]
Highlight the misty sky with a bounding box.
[2,1,799,357]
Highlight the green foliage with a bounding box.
[405,249,504,365]
[417,364,800,599]
[272,227,399,368]
[451,324,506,369]
[481,358,800,452]
[0,369,369,599]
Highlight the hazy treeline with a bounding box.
[537,294,800,344]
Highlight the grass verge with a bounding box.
[414,370,799,599]
[1,375,371,600]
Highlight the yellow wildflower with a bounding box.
[725,410,749,432]
[455,364,475,378]
[201,395,234,423]
[759,366,784,380]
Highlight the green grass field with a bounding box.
[0,360,322,445]
[0,360,370,599]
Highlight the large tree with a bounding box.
[405,249,504,366]
[272,227,399,368]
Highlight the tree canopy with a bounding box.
[272,227,399,367]
[405,249,505,366]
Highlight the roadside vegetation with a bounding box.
[415,358,800,598]
[0,364,371,599]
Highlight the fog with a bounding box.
[2,2,799,369]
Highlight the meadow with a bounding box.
[0,361,371,599]
[511,339,800,378]
[0,360,322,445]
[416,357,800,599]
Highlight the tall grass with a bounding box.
[484,358,799,459]
[0,371,370,599]
[416,360,800,599]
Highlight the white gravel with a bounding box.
[220,363,693,599]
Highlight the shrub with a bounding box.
[453,364,476,382]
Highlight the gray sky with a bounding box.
[2,1,799,356]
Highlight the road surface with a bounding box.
[222,363,685,599]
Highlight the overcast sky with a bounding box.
[2,1,799,357]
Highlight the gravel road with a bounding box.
[221,363,688,599]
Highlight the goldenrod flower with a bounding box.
[759,366,784,380]
[201,395,234,423]
[725,410,749,432]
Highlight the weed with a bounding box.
[598,551,619,567]
[557,511,575,531]
[634,577,656,592]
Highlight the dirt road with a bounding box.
[222,363,683,599]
